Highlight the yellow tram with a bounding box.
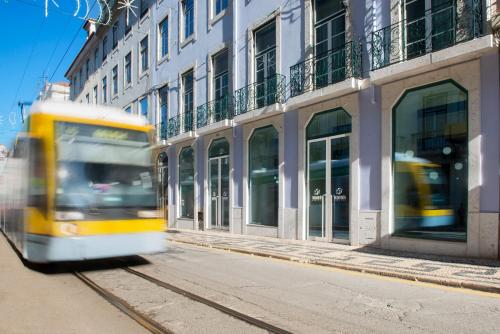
[0,101,166,262]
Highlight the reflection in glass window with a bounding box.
[249,126,279,226]
[215,0,228,15]
[179,146,194,218]
[159,17,169,58]
[159,85,168,126]
[140,96,148,119]
[140,36,149,72]
[393,81,468,241]
[209,138,229,158]
[125,52,132,85]
[183,0,194,39]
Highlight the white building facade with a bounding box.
[68,0,500,260]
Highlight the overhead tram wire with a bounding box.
[8,17,46,115]
[49,0,99,82]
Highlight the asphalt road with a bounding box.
[3,236,500,333]
[0,235,148,334]
[132,242,500,334]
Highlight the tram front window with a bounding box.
[55,122,157,220]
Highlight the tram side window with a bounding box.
[28,138,47,214]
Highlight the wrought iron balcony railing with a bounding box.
[371,0,484,71]
[196,95,233,129]
[289,41,362,98]
[233,73,287,116]
[154,122,168,141]
[167,112,194,138]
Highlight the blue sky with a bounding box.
[0,0,100,148]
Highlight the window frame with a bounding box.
[158,16,169,61]
[93,85,98,104]
[102,36,108,62]
[124,51,132,88]
[178,145,195,219]
[158,85,169,126]
[112,65,118,97]
[112,20,119,49]
[139,35,149,75]
[102,76,108,103]
[139,95,149,119]
[391,79,469,242]
[180,0,195,44]
[248,125,280,227]
[94,48,99,70]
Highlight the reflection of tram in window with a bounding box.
[393,153,454,233]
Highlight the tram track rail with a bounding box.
[75,267,293,334]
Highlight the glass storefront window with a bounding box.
[209,138,229,158]
[249,126,279,227]
[179,146,194,218]
[393,81,468,241]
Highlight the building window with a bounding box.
[314,0,346,86]
[182,0,194,40]
[102,36,108,62]
[124,52,132,85]
[213,49,229,99]
[393,80,468,241]
[179,146,194,219]
[85,59,90,80]
[159,17,169,59]
[140,36,149,73]
[112,21,119,49]
[182,70,194,132]
[94,48,99,69]
[102,76,107,103]
[79,68,83,88]
[140,0,148,18]
[249,125,279,227]
[139,96,148,119]
[215,0,228,15]
[85,93,90,104]
[159,85,168,126]
[93,85,98,104]
[254,20,276,108]
[125,105,132,113]
[112,65,118,96]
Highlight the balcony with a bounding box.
[196,95,233,135]
[154,122,168,143]
[289,41,362,99]
[370,1,492,83]
[165,112,195,144]
[233,74,286,123]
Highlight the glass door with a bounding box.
[209,156,229,229]
[307,135,350,241]
[331,136,349,240]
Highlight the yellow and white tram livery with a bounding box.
[0,101,166,262]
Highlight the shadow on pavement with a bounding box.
[23,255,151,274]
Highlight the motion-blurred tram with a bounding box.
[0,101,166,263]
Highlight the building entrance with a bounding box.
[208,138,230,230]
[306,108,351,242]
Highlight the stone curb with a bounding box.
[169,238,500,295]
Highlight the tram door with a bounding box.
[209,156,229,229]
[308,135,349,242]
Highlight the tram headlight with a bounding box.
[137,210,162,218]
[55,211,85,221]
[59,222,78,236]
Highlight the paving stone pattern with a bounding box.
[166,229,500,293]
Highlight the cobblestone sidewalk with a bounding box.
[166,229,500,294]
